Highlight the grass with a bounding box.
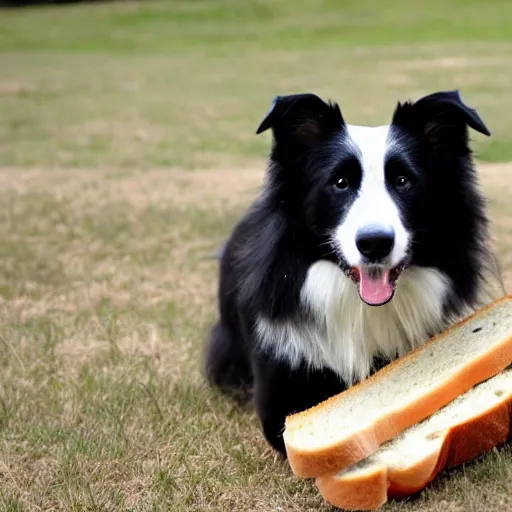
[0,1,512,510]
[2,0,512,168]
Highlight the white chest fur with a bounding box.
[256,261,451,384]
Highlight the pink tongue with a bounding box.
[358,269,394,306]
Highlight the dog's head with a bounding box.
[257,91,490,306]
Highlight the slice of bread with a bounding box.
[316,367,512,510]
[283,295,512,477]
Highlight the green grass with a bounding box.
[1,0,512,168]
[2,0,512,52]
[1,1,512,511]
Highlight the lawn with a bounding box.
[0,1,512,510]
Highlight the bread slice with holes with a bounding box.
[283,296,512,477]
[316,367,512,510]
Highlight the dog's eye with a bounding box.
[332,157,361,192]
[335,177,349,190]
[386,158,415,192]
[395,175,410,189]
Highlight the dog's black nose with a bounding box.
[356,226,395,261]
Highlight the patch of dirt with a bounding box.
[397,56,512,70]
[478,161,512,188]
[0,80,35,96]
[0,164,265,211]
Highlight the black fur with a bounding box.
[205,90,493,454]
[390,90,491,311]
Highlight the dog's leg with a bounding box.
[204,320,253,404]
[253,352,346,454]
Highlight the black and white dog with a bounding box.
[205,90,501,454]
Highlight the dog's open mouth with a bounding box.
[350,265,404,306]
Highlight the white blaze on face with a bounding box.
[334,125,410,268]
[333,124,411,306]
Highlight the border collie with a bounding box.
[205,90,502,454]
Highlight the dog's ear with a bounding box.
[256,93,344,147]
[392,90,490,149]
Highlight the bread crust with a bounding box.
[316,389,512,510]
[284,295,512,478]
[315,463,388,511]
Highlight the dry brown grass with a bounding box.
[0,165,264,210]
[0,161,511,512]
